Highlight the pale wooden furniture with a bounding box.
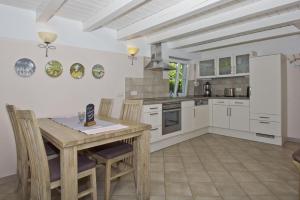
[6,105,59,200]
[120,99,143,122]
[292,149,300,200]
[16,110,98,200]
[90,99,144,200]
[98,98,113,117]
[38,115,151,200]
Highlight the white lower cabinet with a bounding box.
[212,105,229,129]
[212,99,249,132]
[141,104,162,143]
[182,101,195,133]
[194,105,209,130]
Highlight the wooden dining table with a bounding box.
[38,115,151,200]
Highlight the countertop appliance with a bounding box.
[162,102,181,135]
[224,88,236,97]
[203,82,212,97]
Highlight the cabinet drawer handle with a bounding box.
[217,101,224,104]
[150,107,159,110]
[234,102,243,104]
[259,116,270,119]
[150,113,159,116]
[259,121,270,124]
[151,128,159,131]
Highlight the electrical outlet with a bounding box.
[130,91,138,96]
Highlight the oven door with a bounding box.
[162,108,181,135]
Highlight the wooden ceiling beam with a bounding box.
[83,0,147,32]
[117,0,233,40]
[183,26,300,52]
[167,10,300,49]
[36,0,68,22]
[147,0,300,44]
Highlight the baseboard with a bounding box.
[0,174,17,184]
[150,127,208,152]
[286,137,300,143]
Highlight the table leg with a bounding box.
[135,130,150,200]
[60,146,78,200]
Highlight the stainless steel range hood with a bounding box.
[145,43,172,71]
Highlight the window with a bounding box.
[168,62,188,97]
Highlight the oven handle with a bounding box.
[163,108,181,113]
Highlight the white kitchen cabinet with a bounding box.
[212,104,230,129]
[181,101,195,133]
[235,54,250,75]
[212,99,249,131]
[194,105,209,130]
[141,104,162,143]
[199,59,216,78]
[218,56,233,76]
[230,106,250,132]
[249,54,287,140]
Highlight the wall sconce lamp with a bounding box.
[128,47,139,65]
[38,32,57,57]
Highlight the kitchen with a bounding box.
[1,1,300,200]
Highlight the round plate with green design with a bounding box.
[92,64,104,79]
[70,63,85,79]
[45,60,63,78]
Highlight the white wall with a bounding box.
[0,4,150,178]
[197,35,300,140]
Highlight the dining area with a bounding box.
[6,99,151,200]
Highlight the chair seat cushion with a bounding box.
[49,155,96,182]
[44,142,59,156]
[92,141,133,159]
[292,149,300,163]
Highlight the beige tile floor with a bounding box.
[0,133,299,200]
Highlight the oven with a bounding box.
[162,102,181,135]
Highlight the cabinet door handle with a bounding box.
[259,116,270,119]
[150,113,159,116]
[234,102,243,104]
[229,107,232,116]
[194,108,195,118]
[218,101,225,104]
[227,107,229,116]
[259,121,270,124]
[150,107,159,110]
[151,128,159,131]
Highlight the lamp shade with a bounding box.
[128,47,139,56]
[38,32,57,43]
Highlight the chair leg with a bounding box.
[90,169,97,200]
[105,161,112,200]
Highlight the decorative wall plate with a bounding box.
[70,63,85,79]
[92,64,104,79]
[45,60,63,78]
[15,58,36,78]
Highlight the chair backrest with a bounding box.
[120,100,143,123]
[98,98,113,117]
[6,105,29,197]
[16,110,51,200]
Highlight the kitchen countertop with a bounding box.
[138,96,249,105]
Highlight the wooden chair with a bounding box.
[89,99,143,200]
[6,105,59,200]
[98,98,113,117]
[292,149,300,200]
[15,109,98,200]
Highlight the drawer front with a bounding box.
[143,104,162,112]
[250,113,280,122]
[142,111,162,126]
[230,100,249,106]
[250,120,281,136]
[212,99,230,105]
[150,126,162,143]
[181,100,194,107]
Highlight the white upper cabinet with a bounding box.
[235,54,250,75]
[199,59,216,78]
[217,56,233,76]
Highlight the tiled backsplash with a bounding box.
[125,70,169,98]
[194,76,249,96]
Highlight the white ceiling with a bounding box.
[0,0,300,53]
